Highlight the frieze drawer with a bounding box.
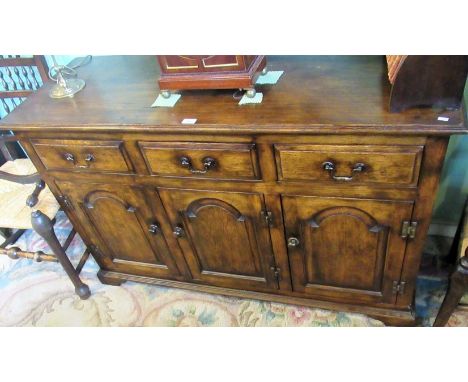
[274,144,424,186]
[138,141,261,180]
[30,139,134,174]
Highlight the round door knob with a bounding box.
[287,237,300,247]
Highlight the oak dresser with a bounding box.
[2,55,467,325]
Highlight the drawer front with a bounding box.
[139,141,261,180]
[31,139,134,173]
[274,144,423,186]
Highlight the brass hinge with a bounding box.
[392,280,406,295]
[270,266,281,282]
[58,195,74,211]
[401,221,418,239]
[261,210,274,227]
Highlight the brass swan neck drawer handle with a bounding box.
[179,156,216,174]
[322,161,367,181]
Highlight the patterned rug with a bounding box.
[0,212,465,327]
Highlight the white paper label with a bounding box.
[437,116,449,122]
[181,118,197,125]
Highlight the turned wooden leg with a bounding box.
[434,254,468,326]
[97,270,126,286]
[26,180,45,208]
[31,210,91,300]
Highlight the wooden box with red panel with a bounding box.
[157,55,266,98]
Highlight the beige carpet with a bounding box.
[0,212,389,327]
[4,212,467,327]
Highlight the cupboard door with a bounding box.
[282,195,414,304]
[158,188,278,292]
[57,182,181,278]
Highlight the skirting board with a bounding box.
[98,270,416,326]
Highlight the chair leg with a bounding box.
[0,228,24,248]
[31,210,91,300]
[434,256,468,326]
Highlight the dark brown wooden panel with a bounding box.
[158,55,201,72]
[158,188,278,292]
[57,182,182,278]
[282,195,414,304]
[201,55,241,70]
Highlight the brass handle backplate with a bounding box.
[179,156,216,174]
[322,161,367,181]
